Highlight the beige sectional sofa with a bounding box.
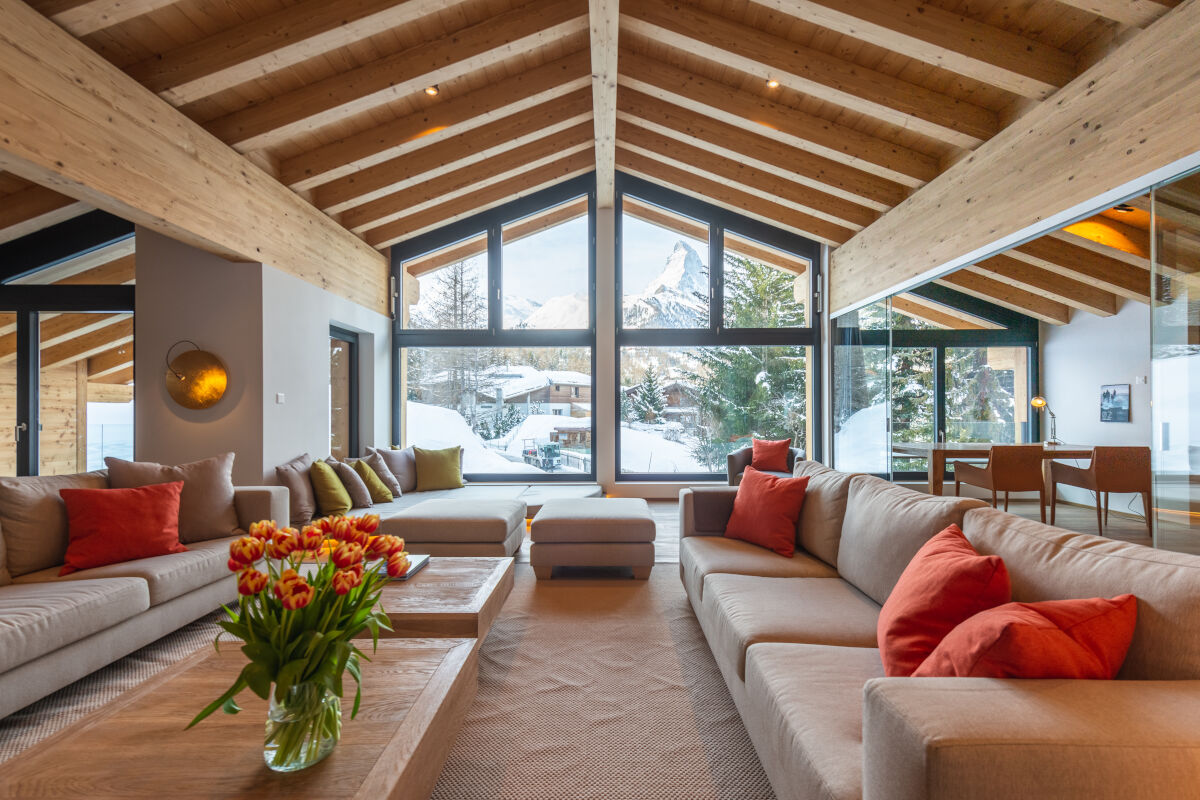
[0,471,287,719]
[681,461,1200,800]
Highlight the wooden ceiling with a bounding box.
[1,0,1186,321]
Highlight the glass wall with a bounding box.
[329,329,357,460]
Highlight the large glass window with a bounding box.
[406,233,488,331]
[621,197,709,329]
[502,198,589,330]
[945,347,1029,445]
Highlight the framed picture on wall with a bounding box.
[1100,384,1131,422]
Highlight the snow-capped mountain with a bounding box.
[503,296,543,326]
[624,240,708,329]
[521,293,589,329]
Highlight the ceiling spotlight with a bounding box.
[424,85,440,97]
[766,78,780,89]
[1113,203,1135,213]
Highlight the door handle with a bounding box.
[14,422,27,443]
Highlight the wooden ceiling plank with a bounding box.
[280,51,591,191]
[41,317,134,370]
[621,1,998,147]
[589,0,619,207]
[90,365,133,385]
[1049,0,1178,28]
[753,0,1075,99]
[366,150,595,248]
[618,51,937,187]
[0,0,388,312]
[347,125,594,233]
[934,271,1071,324]
[889,295,954,329]
[87,342,133,378]
[35,0,179,37]
[968,254,1119,315]
[54,252,136,285]
[828,0,1200,315]
[616,147,850,245]
[1009,234,1150,302]
[205,0,589,151]
[0,313,126,364]
[125,0,458,106]
[0,182,89,245]
[893,293,1005,329]
[315,88,594,213]
[616,118,875,232]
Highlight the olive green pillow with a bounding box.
[413,446,465,491]
[352,459,394,504]
[309,460,352,517]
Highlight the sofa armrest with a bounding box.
[234,486,289,530]
[726,447,753,486]
[786,446,805,471]
[679,486,739,538]
[862,677,1200,800]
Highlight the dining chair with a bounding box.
[953,444,1047,522]
[1049,446,1152,536]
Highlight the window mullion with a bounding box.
[487,223,502,335]
[710,224,723,332]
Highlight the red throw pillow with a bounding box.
[877,525,1011,677]
[914,595,1138,679]
[59,481,187,575]
[750,438,791,472]
[724,467,809,557]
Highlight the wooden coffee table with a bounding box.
[377,556,514,640]
[0,638,477,799]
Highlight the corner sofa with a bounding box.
[0,471,287,719]
[680,460,1200,800]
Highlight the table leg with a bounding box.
[929,451,946,496]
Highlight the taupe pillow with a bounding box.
[0,471,108,577]
[364,450,402,497]
[330,459,373,509]
[106,453,239,543]
[374,447,417,493]
[275,453,317,527]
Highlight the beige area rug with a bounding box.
[432,564,776,800]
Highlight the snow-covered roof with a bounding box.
[543,370,591,386]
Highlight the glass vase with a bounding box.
[264,682,341,772]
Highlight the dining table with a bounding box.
[891,442,1095,497]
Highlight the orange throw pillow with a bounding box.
[914,595,1138,679]
[724,467,809,557]
[59,481,187,575]
[750,438,792,472]
[877,525,1010,677]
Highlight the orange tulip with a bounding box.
[364,535,391,560]
[387,552,410,578]
[331,568,362,595]
[316,517,337,535]
[273,568,306,600]
[298,525,323,551]
[331,518,353,541]
[357,514,381,534]
[332,541,364,569]
[266,530,298,559]
[229,536,265,565]
[227,557,245,573]
[387,536,406,557]
[248,520,278,541]
[280,581,314,610]
[237,567,269,595]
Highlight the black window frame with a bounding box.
[329,325,360,458]
[390,174,598,483]
[614,173,823,482]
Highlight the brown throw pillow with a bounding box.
[375,446,417,493]
[275,453,317,527]
[106,453,239,543]
[364,450,402,497]
[0,471,108,578]
[329,459,373,508]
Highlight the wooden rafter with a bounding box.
[589,0,618,207]
[0,181,89,244]
[280,51,591,191]
[966,254,1119,316]
[618,50,937,187]
[88,342,133,379]
[54,252,136,285]
[42,317,133,369]
[1050,0,1178,28]
[891,293,1004,330]
[33,0,178,37]
[90,365,133,386]
[934,271,1071,325]
[0,313,127,363]
[621,0,998,148]
[205,0,589,151]
[1007,235,1150,302]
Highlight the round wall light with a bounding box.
[165,340,228,410]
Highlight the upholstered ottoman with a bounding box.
[380,499,526,557]
[529,498,656,579]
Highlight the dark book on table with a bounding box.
[392,553,430,581]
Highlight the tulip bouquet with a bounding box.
[189,514,409,772]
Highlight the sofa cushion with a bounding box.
[275,453,317,527]
[413,446,465,491]
[0,523,10,586]
[744,643,884,800]
[0,470,109,578]
[838,476,986,606]
[752,438,792,472]
[13,535,239,607]
[963,506,1200,680]
[364,450,403,497]
[330,459,373,508]
[531,498,655,543]
[379,446,418,493]
[725,469,809,557]
[353,459,394,504]
[0,578,150,673]
[106,453,239,543]
[680,535,837,603]
[795,466,855,568]
[59,482,188,576]
[701,574,880,680]
[381,499,526,542]
[309,460,352,517]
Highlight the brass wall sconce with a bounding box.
[165,340,228,410]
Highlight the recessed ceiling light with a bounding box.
[766,79,780,89]
[424,85,440,97]
[1113,203,1135,213]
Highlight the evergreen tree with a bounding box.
[635,365,666,422]
[620,389,636,423]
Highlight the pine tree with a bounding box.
[635,365,666,422]
[620,390,636,423]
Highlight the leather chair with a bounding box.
[727,445,804,486]
[953,444,1046,522]
[1050,446,1152,536]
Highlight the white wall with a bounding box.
[1040,300,1151,510]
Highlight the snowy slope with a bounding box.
[520,293,588,329]
[503,296,542,327]
[624,240,708,329]
[405,401,543,474]
[619,425,706,472]
[833,403,888,474]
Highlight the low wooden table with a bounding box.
[892,442,1094,496]
[377,556,514,640]
[0,638,477,799]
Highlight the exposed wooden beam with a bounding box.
[347,125,594,233]
[33,0,178,37]
[892,293,1005,330]
[935,271,1071,325]
[87,381,133,401]
[205,0,588,151]
[365,150,595,248]
[43,317,134,369]
[829,0,1200,315]
[0,182,89,245]
[280,51,591,191]
[589,0,619,207]
[616,147,845,244]
[617,88,906,210]
[618,50,937,187]
[617,118,873,233]
[90,364,133,385]
[967,254,1119,316]
[0,312,123,362]
[0,0,388,312]
[54,252,136,285]
[315,88,593,214]
[87,342,132,379]
[125,0,453,105]
[754,0,1075,99]
[1008,235,1150,302]
[1050,0,1178,28]
[621,0,998,147]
